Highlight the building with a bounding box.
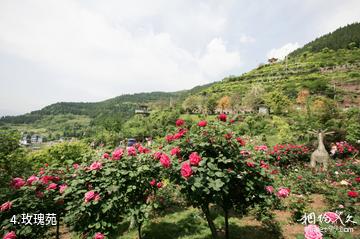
[268,57,278,64]
[31,134,43,144]
[135,105,150,116]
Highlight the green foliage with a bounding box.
[0,129,33,195]
[289,22,360,57]
[264,91,291,115]
[26,142,93,167]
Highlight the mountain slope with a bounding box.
[289,22,360,57]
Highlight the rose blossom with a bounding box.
[276,187,290,198]
[10,177,25,189]
[348,191,358,198]
[323,212,338,223]
[218,113,227,122]
[59,184,68,194]
[153,151,162,160]
[150,179,156,186]
[181,162,193,179]
[160,154,171,168]
[189,152,202,166]
[0,201,12,212]
[304,224,323,239]
[47,183,57,190]
[26,175,39,185]
[93,232,105,239]
[176,119,185,127]
[127,146,137,156]
[111,148,123,160]
[170,147,181,156]
[73,163,79,169]
[236,137,246,146]
[84,190,96,203]
[94,194,101,202]
[265,186,274,194]
[89,161,102,171]
[198,120,207,127]
[156,182,163,188]
[3,231,16,239]
[102,153,109,159]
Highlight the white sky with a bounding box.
[0,0,360,115]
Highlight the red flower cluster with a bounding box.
[268,144,309,165]
[218,113,227,122]
[176,118,185,127]
[236,137,246,146]
[348,191,358,198]
[335,141,358,157]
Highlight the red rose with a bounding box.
[181,162,193,178]
[11,177,26,189]
[224,133,232,140]
[160,153,171,168]
[127,146,137,156]
[176,119,185,127]
[165,134,174,143]
[247,162,255,167]
[189,152,202,166]
[150,179,156,186]
[218,113,227,122]
[198,120,207,127]
[355,177,360,183]
[153,151,162,160]
[0,201,12,212]
[102,153,109,159]
[348,191,358,198]
[156,182,163,188]
[236,137,246,146]
[170,147,181,156]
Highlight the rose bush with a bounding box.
[160,117,279,238]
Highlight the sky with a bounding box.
[1,0,360,116]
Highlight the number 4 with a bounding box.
[10,215,17,224]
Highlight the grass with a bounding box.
[117,207,281,239]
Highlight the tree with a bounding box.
[242,84,265,111]
[217,96,231,112]
[264,91,291,114]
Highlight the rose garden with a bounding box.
[1,114,359,239]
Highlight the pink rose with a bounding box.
[170,147,181,156]
[3,231,16,239]
[127,146,137,156]
[255,145,268,151]
[156,182,163,188]
[246,162,255,167]
[0,201,12,212]
[150,179,156,186]
[102,153,110,159]
[265,186,274,194]
[176,119,185,127]
[89,161,102,171]
[35,191,44,198]
[277,187,290,198]
[84,190,96,203]
[160,153,171,168]
[323,212,338,223]
[73,163,79,169]
[181,162,193,179]
[304,224,323,239]
[59,184,68,194]
[94,194,101,202]
[47,183,57,190]
[112,149,123,160]
[189,152,202,166]
[93,232,105,239]
[165,134,174,143]
[10,177,25,189]
[153,151,162,160]
[26,175,39,185]
[198,121,207,127]
[218,113,227,122]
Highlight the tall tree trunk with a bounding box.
[201,204,218,239]
[224,208,229,239]
[137,222,142,239]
